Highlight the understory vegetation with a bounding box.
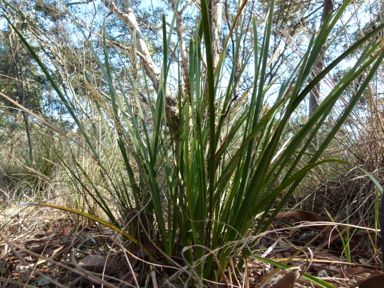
[0,0,383,287]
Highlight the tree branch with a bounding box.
[100,0,178,120]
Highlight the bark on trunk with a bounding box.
[9,113,17,158]
[173,1,190,96]
[308,0,333,117]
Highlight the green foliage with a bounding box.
[2,0,384,285]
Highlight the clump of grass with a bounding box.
[3,0,384,285]
[0,127,65,203]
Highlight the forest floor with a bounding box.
[0,169,382,288]
[0,204,382,288]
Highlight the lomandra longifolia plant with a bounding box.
[3,0,384,284]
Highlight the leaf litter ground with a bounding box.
[0,205,383,287]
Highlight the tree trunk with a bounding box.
[173,1,190,97]
[9,113,17,158]
[9,26,33,163]
[308,0,333,117]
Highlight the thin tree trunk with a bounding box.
[173,1,190,97]
[9,113,18,158]
[16,52,33,163]
[308,0,333,117]
[9,27,33,163]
